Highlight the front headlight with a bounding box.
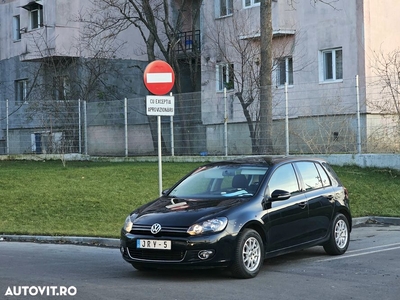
[123,215,133,232]
[187,217,228,236]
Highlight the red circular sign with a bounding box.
[143,60,175,95]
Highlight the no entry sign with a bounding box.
[143,60,175,95]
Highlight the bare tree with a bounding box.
[371,48,400,117]
[16,24,132,157]
[79,0,203,154]
[258,0,339,154]
[204,3,308,154]
[78,0,337,155]
[204,8,268,154]
[367,48,400,152]
[259,0,274,154]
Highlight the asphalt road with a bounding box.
[1,224,400,300]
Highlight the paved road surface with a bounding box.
[1,224,399,300]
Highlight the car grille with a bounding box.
[130,224,189,237]
[127,248,186,262]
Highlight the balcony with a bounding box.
[176,30,200,54]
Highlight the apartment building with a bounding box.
[0,0,200,155]
[200,0,400,154]
[1,0,399,155]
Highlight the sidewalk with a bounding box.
[1,216,400,248]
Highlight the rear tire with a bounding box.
[230,229,264,279]
[323,213,350,255]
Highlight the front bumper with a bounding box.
[120,230,236,269]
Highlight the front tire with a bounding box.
[323,213,350,255]
[230,229,264,279]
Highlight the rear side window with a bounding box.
[315,163,331,187]
[322,162,340,186]
[295,162,323,190]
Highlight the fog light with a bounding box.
[120,246,125,254]
[198,250,214,260]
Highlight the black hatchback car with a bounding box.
[120,156,351,278]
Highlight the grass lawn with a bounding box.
[1,160,399,238]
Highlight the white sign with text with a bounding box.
[146,95,175,116]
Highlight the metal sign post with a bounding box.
[143,61,175,196]
[146,96,175,196]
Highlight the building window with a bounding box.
[216,63,234,91]
[30,5,43,29]
[320,48,343,82]
[53,76,70,100]
[276,57,293,86]
[15,79,29,105]
[216,0,233,17]
[244,0,260,8]
[13,15,21,41]
[31,132,63,154]
[22,2,43,30]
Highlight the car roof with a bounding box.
[203,156,327,167]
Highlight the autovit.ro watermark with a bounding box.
[5,286,77,297]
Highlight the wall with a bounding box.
[87,124,154,156]
[2,153,400,173]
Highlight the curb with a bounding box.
[1,216,400,248]
[352,216,400,227]
[0,235,120,248]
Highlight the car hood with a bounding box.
[132,197,246,227]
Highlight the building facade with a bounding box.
[1,0,400,156]
[200,0,400,154]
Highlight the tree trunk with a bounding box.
[259,0,274,154]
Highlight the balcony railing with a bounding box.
[176,30,200,53]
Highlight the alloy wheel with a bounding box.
[242,236,261,272]
[335,219,348,249]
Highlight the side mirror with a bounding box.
[162,189,170,196]
[270,189,291,201]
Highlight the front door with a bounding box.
[263,163,309,252]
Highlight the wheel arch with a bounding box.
[240,220,268,247]
[337,209,352,232]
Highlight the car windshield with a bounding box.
[167,165,268,199]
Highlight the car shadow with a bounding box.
[124,267,231,281]
[265,246,328,266]
[121,246,329,281]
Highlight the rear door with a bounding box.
[294,161,335,241]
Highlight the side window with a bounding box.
[13,15,21,41]
[216,0,233,18]
[244,0,260,8]
[216,63,234,91]
[276,56,293,86]
[319,48,343,82]
[322,162,339,186]
[15,79,29,105]
[53,76,70,100]
[22,2,44,30]
[295,162,323,190]
[268,164,300,195]
[315,163,331,187]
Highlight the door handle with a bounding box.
[298,201,307,209]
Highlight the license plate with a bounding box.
[137,239,171,250]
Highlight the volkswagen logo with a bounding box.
[150,223,162,235]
